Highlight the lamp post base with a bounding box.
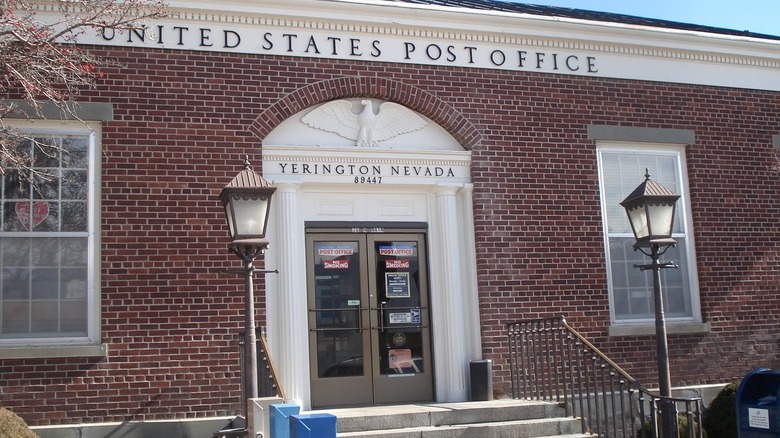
[634,242,678,438]
[224,239,270,422]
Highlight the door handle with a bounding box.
[308,307,364,330]
[378,301,386,331]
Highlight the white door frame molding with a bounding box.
[262,145,480,409]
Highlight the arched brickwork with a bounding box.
[250,76,482,150]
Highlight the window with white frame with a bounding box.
[597,144,699,324]
[0,124,98,346]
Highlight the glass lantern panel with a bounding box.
[646,203,675,238]
[224,204,235,238]
[232,196,269,237]
[626,206,649,240]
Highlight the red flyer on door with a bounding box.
[324,259,349,269]
[386,260,410,269]
[389,349,414,368]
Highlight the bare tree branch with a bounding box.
[0,0,167,179]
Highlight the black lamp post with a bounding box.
[219,155,277,420]
[620,169,681,438]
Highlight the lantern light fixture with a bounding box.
[621,168,681,438]
[219,155,277,244]
[620,169,681,249]
[218,155,277,429]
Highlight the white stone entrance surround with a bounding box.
[261,100,480,409]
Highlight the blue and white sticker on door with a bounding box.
[388,308,421,325]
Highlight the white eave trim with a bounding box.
[166,0,780,55]
[80,0,780,91]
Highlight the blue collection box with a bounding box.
[290,413,337,438]
[269,403,301,438]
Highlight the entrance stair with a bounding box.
[312,399,591,438]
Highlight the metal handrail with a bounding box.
[239,329,287,404]
[257,333,287,402]
[506,315,703,438]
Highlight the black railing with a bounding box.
[506,316,703,438]
[215,330,287,437]
[239,328,287,403]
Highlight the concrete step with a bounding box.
[320,400,569,433]
[307,399,589,438]
[336,417,584,437]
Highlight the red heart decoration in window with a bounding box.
[15,201,50,230]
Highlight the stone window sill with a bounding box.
[608,322,711,337]
[0,344,108,359]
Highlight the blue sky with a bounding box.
[522,0,780,36]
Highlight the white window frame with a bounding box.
[597,142,702,327]
[0,120,101,351]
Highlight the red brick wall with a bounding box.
[1,46,779,425]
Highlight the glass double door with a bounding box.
[307,231,433,408]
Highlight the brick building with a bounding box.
[1,0,779,433]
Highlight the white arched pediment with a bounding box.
[263,99,471,187]
[264,98,463,151]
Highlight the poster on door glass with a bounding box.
[378,245,415,256]
[388,348,418,372]
[317,245,354,256]
[385,272,410,298]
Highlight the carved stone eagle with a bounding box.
[301,99,428,147]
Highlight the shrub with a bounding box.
[0,408,39,438]
[702,381,738,438]
[637,414,706,438]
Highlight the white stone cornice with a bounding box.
[265,147,471,168]
[152,11,780,70]
[161,0,780,56]
[35,0,780,90]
